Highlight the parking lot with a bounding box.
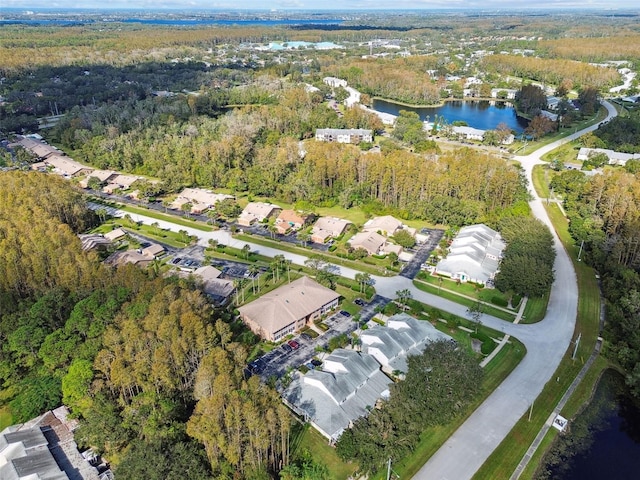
[250,294,391,385]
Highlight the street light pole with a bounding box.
[577,240,584,262]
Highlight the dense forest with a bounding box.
[550,113,640,398]
[0,172,291,478]
[591,110,640,154]
[41,83,527,227]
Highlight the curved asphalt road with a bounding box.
[411,100,618,480]
[108,101,617,480]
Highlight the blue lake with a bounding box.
[373,98,528,133]
[538,370,640,480]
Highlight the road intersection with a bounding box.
[103,101,617,479]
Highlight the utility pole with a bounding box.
[387,458,392,480]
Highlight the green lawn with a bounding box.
[473,193,602,480]
[520,294,548,324]
[413,279,517,322]
[293,425,358,480]
[92,198,213,232]
[531,164,554,200]
[509,107,608,156]
[0,405,13,430]
[234,232,395,277]
[416,272,516,310]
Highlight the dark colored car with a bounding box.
[281,343,293,353]
[340,310,351,317]
[311,359,322,367]
[288,340,300,350]
[354,298,365,306]
[300,333,312,341]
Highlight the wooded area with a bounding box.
[0,172,289,478]
[550,113,640,398]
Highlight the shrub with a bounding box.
[491,296,509,307]
[328,245,337,252]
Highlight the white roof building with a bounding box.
[361,313,454,375]
[577,147,640,166]
[452,126,485,141]
[237,202,281,226]
[435,224,506,285]
[315,129,373,144]
[362,215,407,237]
[348,231,387,256]
[311,217,352,244]
[283,349,392,442]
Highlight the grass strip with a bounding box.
[234,233,393,276]
[413,280,516,322]
[473,192,602,480]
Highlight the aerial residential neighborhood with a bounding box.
[1,5,640,480]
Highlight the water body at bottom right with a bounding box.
[535,369,640,480]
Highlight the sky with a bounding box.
[2,1,639,11]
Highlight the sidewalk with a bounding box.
[480,297,528,368]
[414,278,519,316]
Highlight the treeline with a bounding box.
[0,171,290,478]
[326,56,442,105]
[0,62,255,132]
[494,217,555,297]
[539,36,640,63]
[481,54,619,90]
[592,110,640,154]
[550,168,640,398]
[336,341,483,475]
[47,86,526,226]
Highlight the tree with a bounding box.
[392,229,416,249]
[62,359,94,414]
[181,202,193,218]
[393,110,426,145]
[297,231,311,248]
[466,300,484,333]
[241,243,251,260]
[355,272,372,294]
[526,115,556,140]
[578,86,599,116]
[395,289,412,310]
[516,85,547,115]
[483,130,500,146]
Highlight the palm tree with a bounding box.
[297,231,311,248]
[395,289,412,311]
[248,265,260,294]
[355,272,372,294]
[241,244,251,260]
[181,202,193,218]
[207,209,218,226]
[162,199,172,213]
[96,207,108,223]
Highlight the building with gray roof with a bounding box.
[315,128,372,144]
[361,313,454,375]
[435,224,506,285]
[0,407,101,480]
[283,349,391,443]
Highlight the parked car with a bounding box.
[311,359,322,367]
[340,310,351,317]
[281,343,293,353]
[354,298,365,306]
[305,362,315,370]
[300,333,312,341]
[288,340,300,350]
